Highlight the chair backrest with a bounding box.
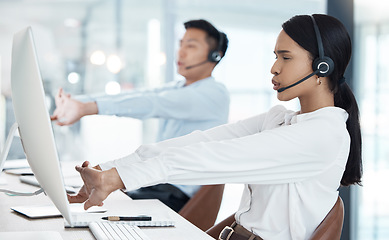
[309,196,344,240]
[179,184,225,231]
[206,213,235,239]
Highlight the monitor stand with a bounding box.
[0,122,45,196]
[0,122,19,174]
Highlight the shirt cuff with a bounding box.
[99,153,142,171]
[74,95,95,103]
[113,157,168,191]
[98,153,167,191]
[95,99,116,115]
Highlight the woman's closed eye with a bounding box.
[274,55,291,60]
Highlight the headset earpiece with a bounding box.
[208,32,224,63]
[208,51,222,63]
[310,15,334,77]
[312,56,334,77]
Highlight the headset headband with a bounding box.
[310,15,334,77]
[310,15,324,60]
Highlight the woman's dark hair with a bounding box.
[184,19,228,61]
[282,14,362,186]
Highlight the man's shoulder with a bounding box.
[194,78,228,91]
[163,80,185,88]
[162,78,228,96]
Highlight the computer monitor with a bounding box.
[10,26,73,226]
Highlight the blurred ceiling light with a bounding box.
[90,50,106,65]
[67,72,80,84]
[105,81,121,95]
[106,54,122,74]
[64,18,80,28]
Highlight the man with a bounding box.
[52,19,229,212]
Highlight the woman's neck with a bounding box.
[299,91,334,114]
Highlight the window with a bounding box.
[355,22,389,239]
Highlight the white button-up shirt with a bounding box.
[100,105,350,239]
[79,76,229,197]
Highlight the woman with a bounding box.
[69,14,362,240]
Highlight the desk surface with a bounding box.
[0,172,214,240]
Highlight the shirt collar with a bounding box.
[182,76,214,88]
[287,107,349,125]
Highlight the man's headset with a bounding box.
[208,32,224,62]
[185,32,225,69]
[277,15,335,92]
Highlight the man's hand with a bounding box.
[68,161,125,210]
[51,88,98,126]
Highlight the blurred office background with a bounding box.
[0,0,388,239]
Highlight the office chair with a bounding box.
[206,196,344,240]
[206,213,235,239]
[179,184,225,231]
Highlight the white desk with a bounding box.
[0,172,214,240]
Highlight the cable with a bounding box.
[0,187,45,196]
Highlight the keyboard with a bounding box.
[65,214,175,228]
[19,175,77,193]
[89,221,151,240]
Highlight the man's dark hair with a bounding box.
[184,19,228,61]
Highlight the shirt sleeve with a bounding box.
[99,153,142,171]
[134,112,267,159]
[111,113,349,191]
[99,112,267,189]
[93,81,229,121]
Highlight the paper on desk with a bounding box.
[5,168,33,175]
[3,159,29,169]
[4,160,82,176]
[0,176,7,185]
[11,203,107,219]
[0,231,63,240]
[3,160,84,186]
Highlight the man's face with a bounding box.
[177,28,212,76]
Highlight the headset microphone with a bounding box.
[277,69,320,93]
[185,60,209,70]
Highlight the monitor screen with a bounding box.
[11,26,73,226]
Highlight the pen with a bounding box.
[102,216,152,221]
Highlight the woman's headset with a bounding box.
[310,15,334,77]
